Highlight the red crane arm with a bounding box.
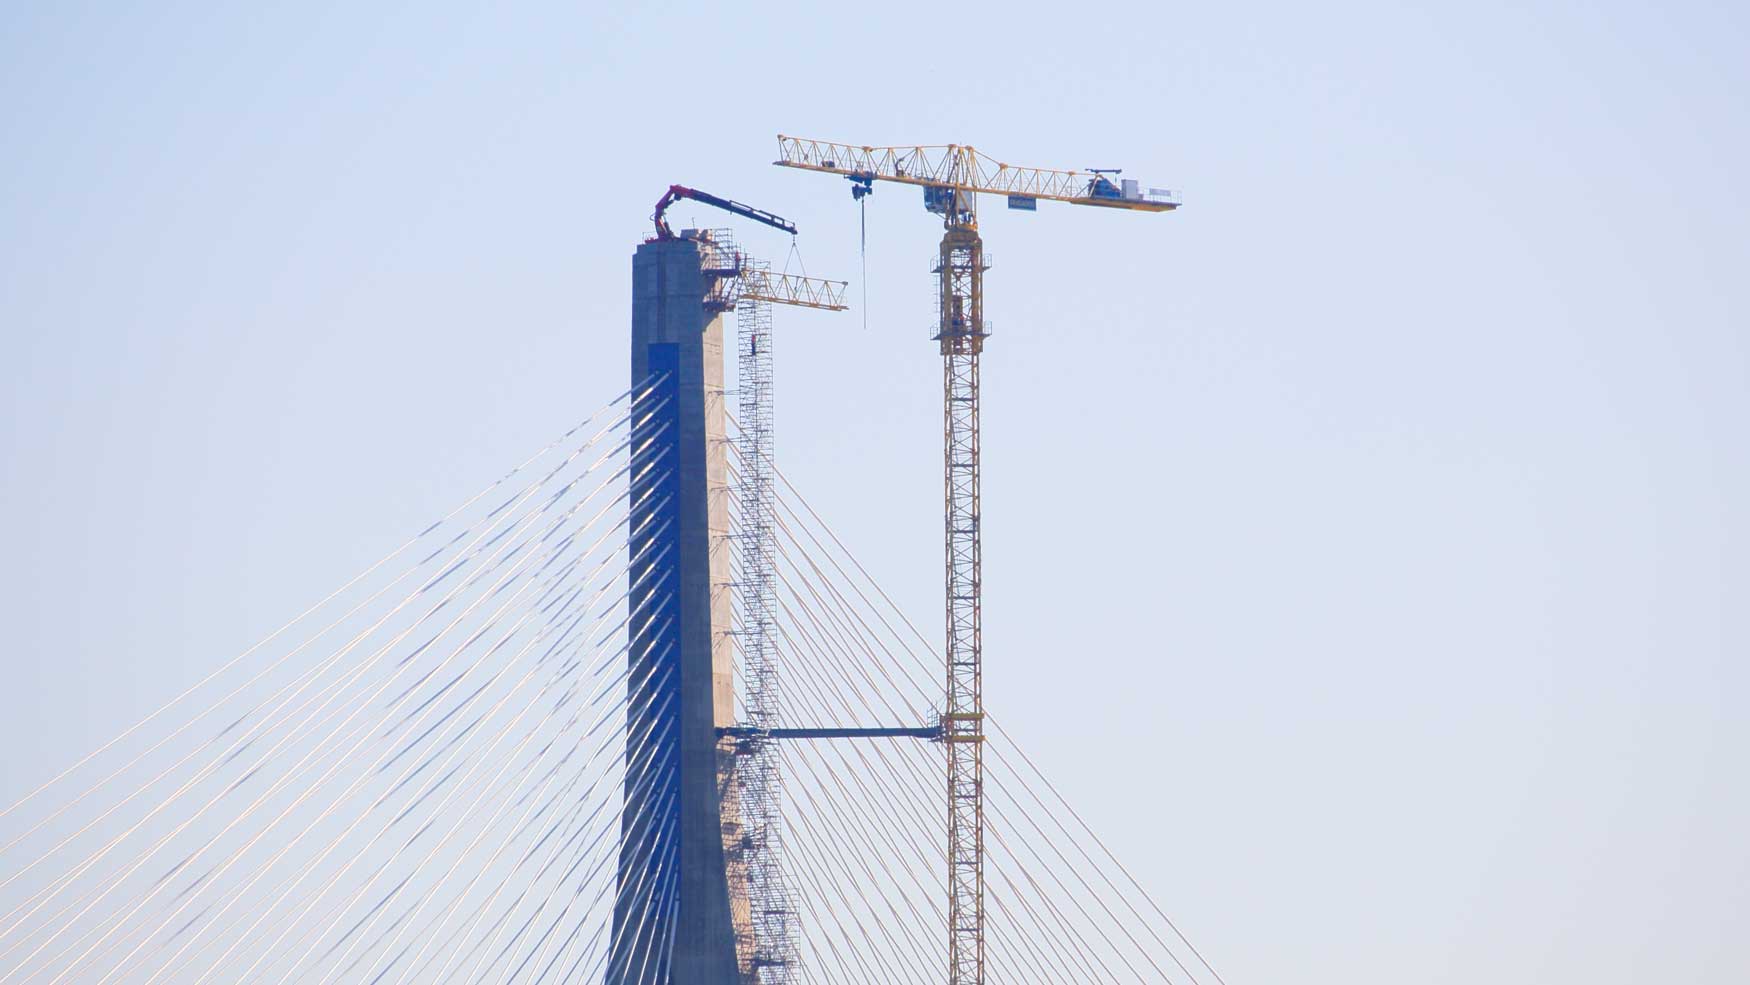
[652,185,798,240]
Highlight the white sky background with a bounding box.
[1,1,1747,981]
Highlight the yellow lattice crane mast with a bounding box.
[774,135,1177,985]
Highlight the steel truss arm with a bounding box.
[775,136,1179,212]
[720,726,943,741]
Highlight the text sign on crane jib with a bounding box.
[1007,195,1038,211]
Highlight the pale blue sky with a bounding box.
[2,1,1747,981]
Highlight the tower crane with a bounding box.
[773,136,1178,985]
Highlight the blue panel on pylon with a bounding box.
[630,341,682,777]
[616,342,683,982]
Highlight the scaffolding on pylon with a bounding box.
[733,255,802,985]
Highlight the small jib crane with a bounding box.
[773,136,1178,985]
[647,183,845,312]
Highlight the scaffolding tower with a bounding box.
[734,257,801,985]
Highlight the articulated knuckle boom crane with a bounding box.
[772,134,1179,985]
[652,183,798,241]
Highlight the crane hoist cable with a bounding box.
[849,174,874,332]
[859,193,868,332]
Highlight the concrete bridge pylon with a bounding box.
[609,232,747,985]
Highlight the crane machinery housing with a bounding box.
[772,135,1178,985]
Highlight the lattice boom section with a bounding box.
[937,227,987,985]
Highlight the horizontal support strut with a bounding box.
[719,726,943,741]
